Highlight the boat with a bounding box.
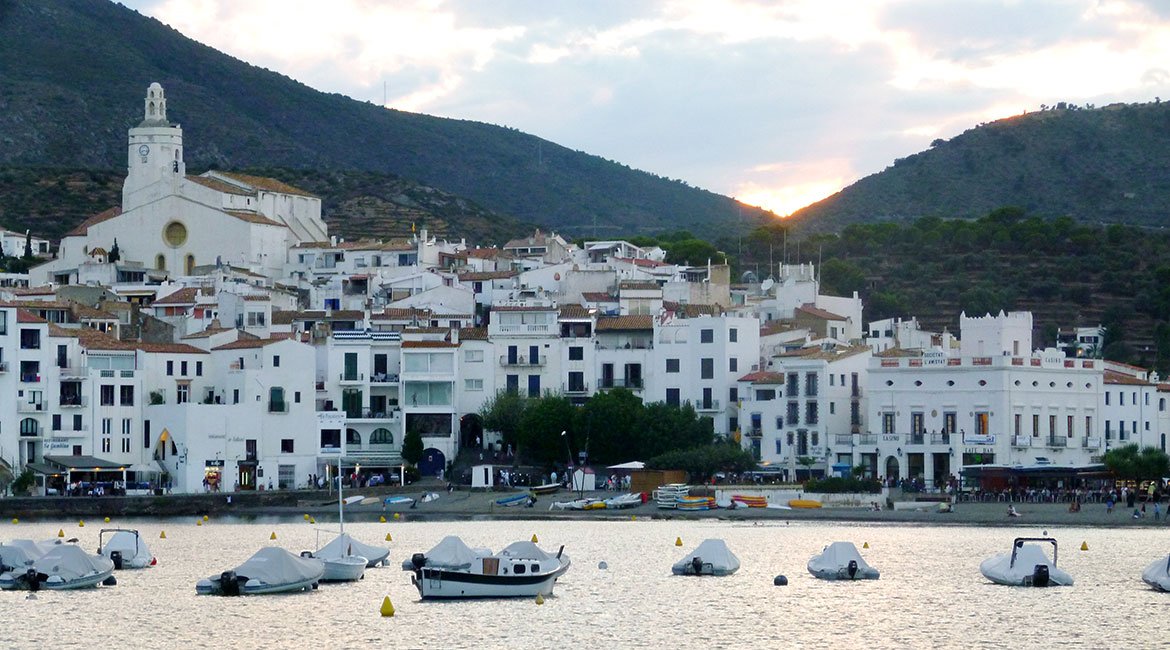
[383,495,415,508]
[496,493,536,507]
[1142,555,1170,591]
[731,495,768,508]
[319,532,389,568]
[0,539,59,572]
[305,464,380,581]
[808,541,880,580]
[789,499,822,509]
[677,496,716,511]
[671,539,740,576]
[400,535,491,571]
[98,529,155,569]
[0,544,116,590]
[196,547,324,595]
[980,537,1072,587]
[655,484,689,508]
[603,493,643,509]
[407,537,571,599]
[531,483,561,495]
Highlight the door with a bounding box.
[344,353,358,381]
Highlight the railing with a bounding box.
[345,409,402,421]
[20,374,40,383]
[1083,437,1102,448]
[834,434,854,445]
[18,401,44,413]
[858,435,878,445]
[19,427,41,437]
[695,399,721,411]
[1012,435,1032,447]
[59,396,88,408]
[563,383,590,394]
[340,372,365,382]
[1048,437,1068,448]
[747,427,762,438]
[909,433,925,445]
[499,355,547,367]
[370,373,399,384]
[931,433,951,445]
[600,378,643,389]
[59,366,88,378]
[268,401,288,414]
[596,342,653,351]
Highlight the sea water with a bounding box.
[0,518,1163,649]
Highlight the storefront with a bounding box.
[203,459,224,492]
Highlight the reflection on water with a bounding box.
[0,517,1165,649]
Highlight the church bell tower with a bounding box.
[124,82,185,210]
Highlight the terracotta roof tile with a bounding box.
[65,207,121,237]
[187,175,253,196]
[582,292,616,302]
[152,288,203,306]
[1104,370,1151,386]
[596,315,653,331]
[558,304,592,319]
[458,327,488,340]
[796,304,847,321]
[737,371,786,384]
[211,338,286,351]
[458,270,518,281]
[16,309,46,324]
[618,280,661,291]
[402,340,459,348]
[214,172,316,198]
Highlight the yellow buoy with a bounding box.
[160,531,167,539]
[531,534,539,543]
[196,519,203,527]
[535,593,545,605]
[380,595,395,617]
[304,514,310,521]
[393,513,400,520]
[309,518,316,524]
[631,515,636,521]
[104,517,110,523]
[863,542,869,549]
[1081,541,1089,551]
[79,520,85,528]
[675,537,682,547]
[203,515,209,521]
[58,529,64,538]
[386,533,393,542]
[10,518,16,525]
[270,532,277,540]
[379,515,386,523]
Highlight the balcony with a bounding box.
[345,409,402,422]
[695,399,721,412]
[18,401,44,413]
[268,401,288,414]
[1012,435,1032,448]
[909,433,925,445]
[746,427,762,439]
[563,382,590,395]
[19,426,42,438]
[340,372,365,383]
[59,396,87,409]
[370,373,399,384]
[1047,437,1068,448]
[599,378,643,390]
[59,366,88,378]
[499,355,547,367]
[834,434,854,445]
[20,373,41,383]
[1082,437,1102,449]
[930,433,951,445]
[858,435,878,445]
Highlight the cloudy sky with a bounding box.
[121,0,1170,216]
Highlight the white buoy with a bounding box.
[598,561,608,570]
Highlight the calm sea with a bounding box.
[0,517,1164,649]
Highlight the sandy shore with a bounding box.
[273,487,1170,528]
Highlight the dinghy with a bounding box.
[407,537,570,599]
[672,539,740,576]
[98,529,155,569]
[1142,555,1170,592]
[0,544,115,590]
[496,493,535,507]
[980,537,1072,587]
[195,547,324,595]
[808,541,880,580]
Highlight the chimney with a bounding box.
[449,327,460,345]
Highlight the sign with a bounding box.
[205,459,225,468]
[881,434,900,442]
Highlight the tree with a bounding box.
[1103,444,1170,482]
[401,428,424,466]
[22,231,31,259]
[480,390,526,450]
[575,388,644,464]
[108,238,121,264]
[518,394,576,466]
[646,440,757,483]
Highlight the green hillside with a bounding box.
[0,0,771,239]
[790,103,1170,230]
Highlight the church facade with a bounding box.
[32,83,328,285]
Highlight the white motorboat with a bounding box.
[604,493,643,509]
[98,529,155,569]
[808,541,880,580]
[0,539,59,573]
[300,466,382,582]
[980,537,1073,587]
[195,547,324,596]
[408,537,570,599]
[672,539,740,576]
[320,532,389,568]
[0,544,115,590]
[1142,555,1170,591]
[400,535,491,571]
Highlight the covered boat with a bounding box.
[808,542,880,580]
[98,529,155,569]
[0,539,59,572]
[319,532,389,569]
[980,537,1072,587]
[1142,555,1170,592]
[603,493,642,509]
[195,547,324,595]
[672,539,740,576]
[496,493,536,508]
[0,544,115,590]
[407,537,570,599]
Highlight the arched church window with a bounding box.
[149,102,156,116]
[156,254,166,271]
[185,255,195,275]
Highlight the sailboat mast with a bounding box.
[338,461,344,535]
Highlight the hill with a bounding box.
[0,0,772,240]
[790,102,1170,230]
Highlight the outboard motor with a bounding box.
[25,568,39,592]
[847,560,859,579]
[691,557,704,575]
[1031,564,1050,588]
[219,570,241,596]
[300,551,315,559]
[411,553,427,571]
[110,551,124,570]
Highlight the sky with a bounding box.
[121,0,1170,217]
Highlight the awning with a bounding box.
[26,462,65,476]
[606,461,645,470]
[127,461,164,474]
[44,455,125,470]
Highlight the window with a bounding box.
[567,372,585,393]
[527,375,541,398]
[19,329,40,349]
[143,420,150,449]
[786,373,799,396]
[273,355,280,368]
[1068,415,1075,438]
[269,387,286,413]
[1032,414,1040,437]
[776,416,784,430]
[1105,392,1111,405]
[806,402,818,425]
[281,439,295,453]
[569,346,584,361]
[666,388,680,406]
[788,401,800,426]
[700,358,714,379]
[101,418,111,435]
[120,385,134,406]
[943,412,956,434]
[911,412,924,434]
[1086,416,1092,438]
[700,329,713,343]
[882,412,895,434]
[775,439,782,455]
[180,361,188,376]
[1014,414,1021,437]
[506,375,519,393]
[729,328,738,342]
[347,429,362,446]
[176,384,189,404]
[756,389,775,401]
[465,378,484,391]
[294,391,301,404]
[52,414,61,431]
[233,389,240,404]
[370,428,394,445]
[729,358,738,372]
[729,387,738,403]
[464,349,484,362]
[829,402,835,415]
[73,414,82,431]
[166,360,174,376]
[666,358,680,373]
[805,373,818,397]
[122,418,132,435]
[100,385,115,406]
[1049,414,1057,438]
[196,361,203,376]
[975,411,990,436]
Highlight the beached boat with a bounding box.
[808,542,880,580]
[655,484,689,508]
[0,544,115,591]
[1142,555,1170,591]
[677,496,716,511]
[530,483,561,495]
[383,495,415,508]
[407,537,570,599]
[789,499,822,509]
[195,547,324,596]
[980,537,1072,587]
[98,529,155,569]
[604,493,643,509]
[671,539,740,576]
[731,495,768,508]
[496,493,536,507]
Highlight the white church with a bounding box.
[33,83,328,285]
